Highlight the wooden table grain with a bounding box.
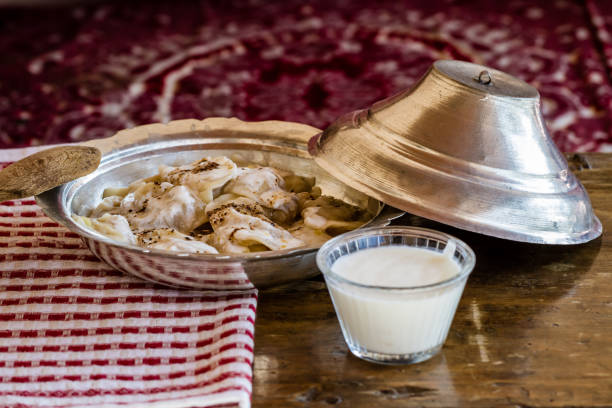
[252,153,612,407]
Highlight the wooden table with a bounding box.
[252,153,612,407]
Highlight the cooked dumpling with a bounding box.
[301,195,369,233]
[223,167,299,224]
[296,186,322,209]
[91,181,174,218]
[204,193,241,219]
[160,157,237,202]
[89,195,123,218]
[223,166,284,200]
[120,181,174,213]
[302,207,365,232]
[282,174,315,193]
[207,198,304,253]
[73,213,136,245]
[102,186,129,198]
[137,228,218,254]
[127,185,207,233]
[259,190,299,224]
[288,222,332,247]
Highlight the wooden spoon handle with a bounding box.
[0,146,101,202]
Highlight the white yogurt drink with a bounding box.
[317,227,475,364]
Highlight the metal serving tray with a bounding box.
[36,118,403,289]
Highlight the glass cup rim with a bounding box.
[316,226,476,292]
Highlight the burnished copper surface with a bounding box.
[309,60,602,244]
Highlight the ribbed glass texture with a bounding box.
[316,226,476,365]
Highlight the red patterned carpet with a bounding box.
[1,0,611,151]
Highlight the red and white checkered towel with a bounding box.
[0,148,257,408]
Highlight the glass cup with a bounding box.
[316,226,476,365]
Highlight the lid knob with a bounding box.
[475,70,492,85]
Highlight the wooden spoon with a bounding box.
[0,146,101,202]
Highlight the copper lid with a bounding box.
[309,60,602,244]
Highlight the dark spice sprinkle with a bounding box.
[135,199,149,214]
[192,161,220,173]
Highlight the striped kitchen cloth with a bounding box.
[0,148,257,408]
